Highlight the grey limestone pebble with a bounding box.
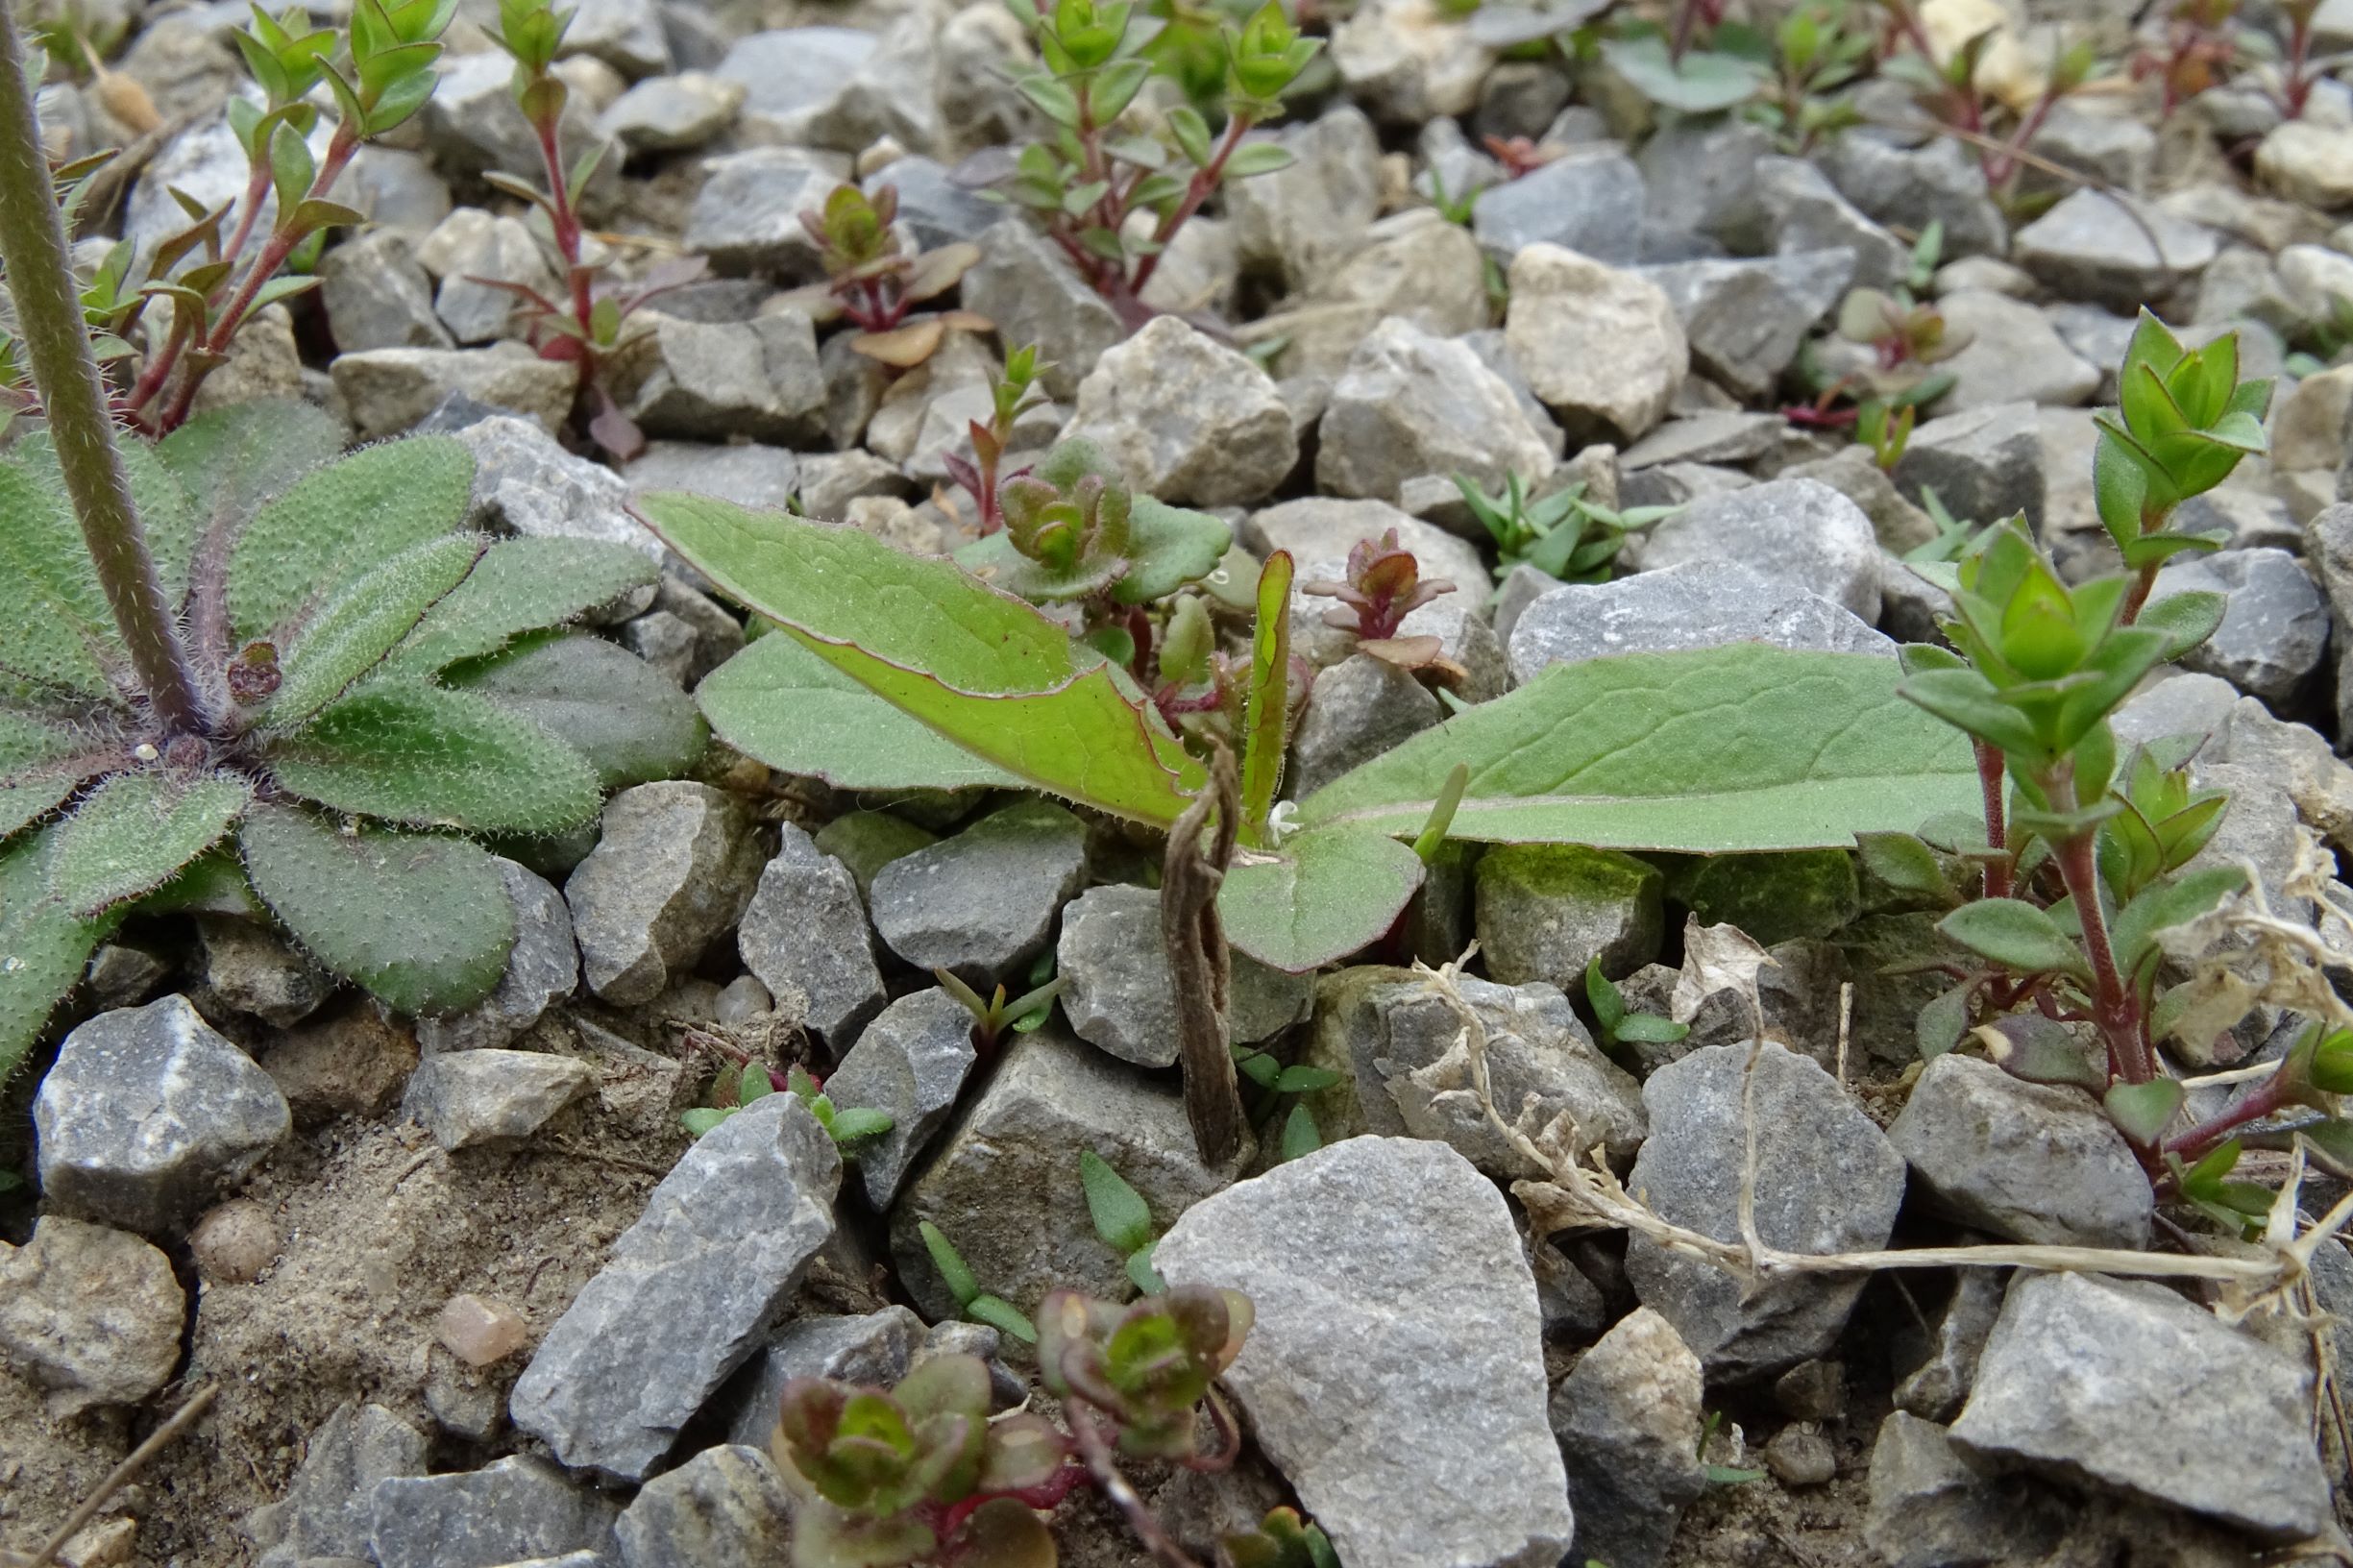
[869,797,1089,978]
[736,822,888,1046]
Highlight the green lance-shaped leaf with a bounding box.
[382,537,657,676]
[694,631,1022,792]
[0,826,112,1085]
[0,705,125,841]
[0,451,129,699]
[264,681,603,833]
[266,534,485,724]
[638,493,1203,825]
[1239,551,1292,846]
[1292,646,1979,851]
[238,801,517,1013]
[228,434,476,643]
[443,632,707,789]
[1219,822,1426,973]
[46,769,254,915]
[1936,897,2090,979]
[159,399,347,580]
[1080,1149,1156,1257]
[2109,865,2245,986]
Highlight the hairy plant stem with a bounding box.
[0,1,206,734]
[1973,738,2012,898]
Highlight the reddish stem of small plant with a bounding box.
[1982,83,2063,187]
[210,159,275,306]
[2163,1068,2298,1160]
[2049,824,2152,1088]
[531,113,596,338]
[1129,112,1254,296]
[1973,739,2012,899]
[2280,3,2315,118]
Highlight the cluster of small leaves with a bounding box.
[1301,528,1468,682]
[1230,1043,1337,1163]
[478,0,709,458]
[1,404,705,1078]
[920,1221,1041,1345]
[1875,4,2100,192]
[1222,1509,1338,1568]
[1455,472,1676,588]
[937,956,1064,1053]
[1890,312,2310,1170]
[943,345,1053,537]
[993,0,1317,315]
[681,1059,895,1147]
[1746,0,1871,151]
[1037,1283,1250,1462]
[772,1354,1072,1568]
[2,1,453,434]
[784,183,988,369]
[2128,0,2327,123]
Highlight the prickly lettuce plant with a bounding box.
[772,1353,1077,1568]
[993,0,1318,323]
[784,183,988,369]
[15,0,454,433]
[479,0,708,459]
[1890,312,2310,1182]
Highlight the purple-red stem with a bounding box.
[1974,739,2012,899]
[2049,825,2152,1086]
[2163,1069,2297,1159]
[1130,113,1253,296]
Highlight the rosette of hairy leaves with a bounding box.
[0,403,701,1076]
[772,1356,1066,1568]
[1036,1286,1251,1461]
[953,440,1230,606]
[2094,312,2271,570]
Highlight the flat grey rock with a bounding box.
[1055,884,1315,1068]
[457,414,661,557]
[565,782,762,1007]
[401,1049,594,1151]
[736,823,886,1046]
[1065,315,1296,507]
[2147,547,2329,703]
[1507,560,1891,685]
[1552,1308,1707,1568]
[614,1444,793,1568]
[1471,145,1647,265]
[722,1305,925,1449]
[247,1402,429,1567]
[370,1456,621,1568]
[417,858,578,1053]
[1155,1137,1574,1568]
[508,1094,841,1482]
[869,798,1088,979]
[1635,477,1882,621]
[821,989,977,1209]
[35,993,291,1234]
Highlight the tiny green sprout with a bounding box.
[920,1220,1039,1345]
[786,183,987,369]
[944,343,1053,536]
[791,1063,896,1147]
[1900,486,1984,565]
[2093,311,2272,602]
[1222,1507,1340,1568]
[1454,473,1676,588]
[1583,957,1689,1057]
[1078,1150,1164,1294]
[679,1055,781,1139]
[1226,1045,1341,1164]
[1854,399,1916,472]
[1698,1409,1767,1486]
[2168,1138,2273,1237]
[1832,282,1966,404]
[953,439,1231,610]
[772,1355,1074,1568]
[935,963,1065,1054]
[1036,1285,1250,1462]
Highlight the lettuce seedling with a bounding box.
[782,182,988,370]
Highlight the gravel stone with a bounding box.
[2256,120,2353,208]
[625,441,803,516]
[736,823,887,1046]
[891,1027,1239,1318]
[681,148,834,278]
[1634,252,1855,401]
[1321,208,1491,338]
[509,1093,842,1482]
[370,1456,622,1568]
[35,993,290,1233]
[2146,547,2330,702]
[959,219,1124,400]
[1635,477,1882,621]
[1224,106,1385,291]
[458,413,662,557]
[1893,1267,2005,1422]
[1949,1271,2333,1542]
[1505,244,1688,440]
[401,1049,595,1151]
[1819,132,2006,258]
[869,798,1088,978]
[1865,1412,2070,1568]
[1931,291,2100,409]
[723,1306,925,1449]
[1507,560,1891,683]
[319,229,452,353]
[1287,651,1446,798]
[565,782,763,1006]
[821,989,978,1209]
[191,914,332,1027]
[1471,146,1646,265]
[417,858,579,1053]
[1893,403,2047,532]
[1551,1307,1707,1568]
[1625,1042,1907,1379]
[607,309,825,445]
[421,209,558,345]
[246,1402,430,1567]
[1062,316,1297,506]
[1154,1137,1575,1568]
[1888,1053,2151,1248]
[1756,155,1910,291]
[0,1216,184,1419]
[1054,884,1315,1068]
[1637,116,1774,252]
[599,71,743,151]
[1316,316,1555,504]
[1476,844,1665,986]
[331,344,577,440]
[1246,497,1487,594]
[2013,189,2220,311]
[615,1444,794,1568]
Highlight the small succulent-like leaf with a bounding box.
[2110,865,2244,983]
[238,801,516,1014]
[1936,897,2090,979]
[2104,1076,2184,1146]
[265,534,483,723]
[1079,1149,1156,1257]
[443,632,706,789]
[1218,823,1425,973]
[968,1294,1039,1344]
[46,768,252,916]
[826,1106,895,1141]
[919,1218,983,1308]
[1855,830,1956,905]
[1115,498,1233,605]
[788,1499,937,1568]
[383,537,656,676]
[948,1497,1059,1568]
[228,434,475,643]
[265,681,602,833]
[0,826,110,1085]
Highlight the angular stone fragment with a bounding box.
[1505,244,1687,440]
[246,1402,430,1567]
[869,798,1088,978]
[508,1094,842,1482]
[1054,884,1316,1067]
[1063,316,1296,507]
[1507,560,1890,684]
[0,1216,184,1419]
[1635,477,1882,621]
[736,823,887,1045]
[417,858,578,1053]
[1476,844,1664,987]
[615,1444,794,1568]
[565,782,762,1006]
[1551,1307,1705,1568]
[401,1049,594,1151]
[1316,316,1554,504]
[370,1456,622,1568]
[821,989,978,1209]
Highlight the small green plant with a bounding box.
[772,1353,1076,1568]
[1698,1409,1767,1485]
[1900,487,1987,565]
[784,183,988,370]
[2130,0,2241,115]
[1583,957,1688,1057]
[1301,528,1467,682]
[936,957,1064,1052]
[993,0,1318,322]
[25,0,454,434]
[1745,0,1870,152]
[1223,1508,1339,1568]
[681,1059,895,1147]
[1078,1150,1167,1293]
[943,344,1053,537]
[478,0,709,459]
[1036,1283,1249,1462]
[1228,1044,1338,1163]
[920,1220,1040,1345]
[1454,473,1677,589]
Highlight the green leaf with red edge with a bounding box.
[636,493,1204,825]
[1219,823,1425,973]
[1239,551,1292,846]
